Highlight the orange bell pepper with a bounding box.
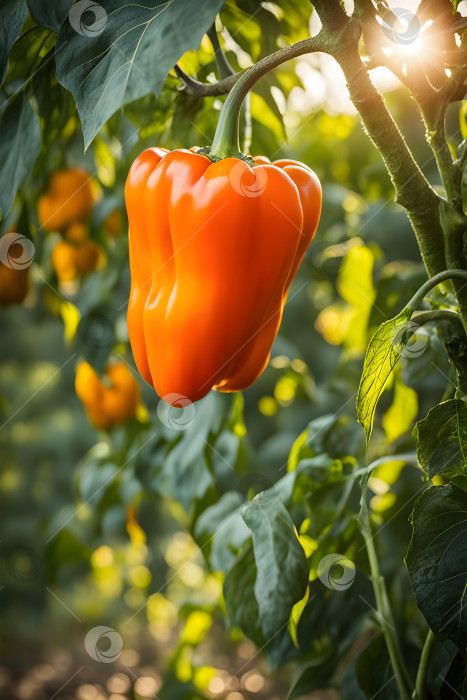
[51,222,101,282]
[75,361,140,430]
[104,209,123,236]
[0,263,29,306]
[125,148,321,404]
[38,168,94,232]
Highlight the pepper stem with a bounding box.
[209,36,326,160]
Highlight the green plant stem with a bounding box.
[243,92,252,154]
[207,25,235,79]
[333,42,445,278]
[407,269,467,316]
[174,65,241,97]
[413,630,437,700]
[359,453,419,476]
[210,34,327,157]
[359,482,412,699]
[412,309,464,332]
[427,123,457,202]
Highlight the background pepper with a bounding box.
[38,168,94,232]
[0,263,29,306]
[126,148,321,404]
[51,222,101,282]
[75,361,140,430]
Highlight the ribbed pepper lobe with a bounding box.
[125,148,321,405]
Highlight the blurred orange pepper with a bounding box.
[104,209,123,236]
[51,222,100,281]
[38,168,94,232]
[125,148,321,404]
[0,263,29,306]
[75,361,140,430]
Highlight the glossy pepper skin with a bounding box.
[126,148,321,405]
[75,361,140,430]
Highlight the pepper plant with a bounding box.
[2,1,467,699]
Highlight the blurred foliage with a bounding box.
[0,1,465,699]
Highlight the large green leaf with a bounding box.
[406,484,467,650]
[223,540,264,647]
[242,493,309,640]
[287,655,337,699]
[439,652,467,700]
[357,307,412,443]
[0,92,41,219]
[414,399,467,480]
[55,0,224,148]
[288,414,366,471]
[223,494,309,650]
[27,0,75,31]
[153,392,237,512]
[287,574,374,696]
[0,0,28,86]
[355,635,399,699]
[194,491,249,575]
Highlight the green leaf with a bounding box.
[287,655,337,699]
[0,92,41,219]
[461,159,467,216]
[287,574,374,696]
[382,370,418,444]
[194,491,250,575]
[288,585,309,648]
[79,459,119,508]
[153,393,238,512]
[357,307,412,443]
[55,0,224,148]
[223,540,264,647]
[242,493,309,640]
[355,635,399,699]
[44,530,91,584]
[439,652,467,700]
[0,0,28,86]
[406,484,467,650]
[414,400,467,480]
[288,414,366,470]
[27,0,75,31]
